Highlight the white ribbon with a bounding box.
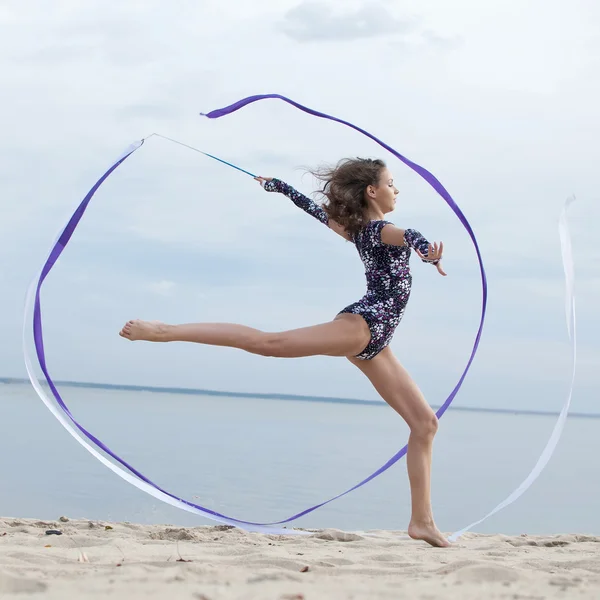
[23,136,578,539]
[450,196,577,541]
[22,143,303,535]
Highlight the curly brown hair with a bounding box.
[311,157,386,239]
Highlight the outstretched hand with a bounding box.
[254,176,273,187]
[416,242,447,276]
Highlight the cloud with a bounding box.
[113,104,181,123]
[281,1,416,42]
[146,280,177,297]
[420,30,462,50]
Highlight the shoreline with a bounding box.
[2,516,599,599]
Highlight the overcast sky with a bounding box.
[1,0,598,413]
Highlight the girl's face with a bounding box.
[368,168,398,214]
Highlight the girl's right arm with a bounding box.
[255,177,350,240]
[257,177,350,240]
[261,178,328,225]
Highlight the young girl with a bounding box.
[119,157,449,547]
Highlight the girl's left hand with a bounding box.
[416,242,447,276]
[434,261,447,276]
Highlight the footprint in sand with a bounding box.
[243,557,307,571]
[313,530,364,542]
[367,554,410,563]
[247,572,302,584]
[506,536,572,548]
[149,528,198,541]
[447,563,523,585]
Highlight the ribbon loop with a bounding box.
[25,95,487,532]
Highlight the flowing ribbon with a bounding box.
[23,139,302,535]
[25,94,487,533]
[449,196,577,540]
[200,95,488,526]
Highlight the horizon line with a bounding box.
[2,376,598,420]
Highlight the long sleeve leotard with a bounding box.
[264,178,437,359]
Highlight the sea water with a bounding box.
[1,381,599,535]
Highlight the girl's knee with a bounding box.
[250,332,288,358]
[411,412,439,440]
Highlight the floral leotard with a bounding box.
[264,178,438,360]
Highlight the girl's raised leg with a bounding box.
[348,346,449,547]
[119,314,371,359]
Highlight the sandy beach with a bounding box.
[1,517,599,599]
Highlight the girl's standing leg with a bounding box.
[348,346,449,547]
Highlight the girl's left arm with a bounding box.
[381,224,447,275]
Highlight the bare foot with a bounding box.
[408,521,451,548]
[119,319,168,342]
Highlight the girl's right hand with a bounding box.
[254,176,273,187]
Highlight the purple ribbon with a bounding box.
[29,95,487,528]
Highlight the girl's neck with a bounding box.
[366,207,386,221]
